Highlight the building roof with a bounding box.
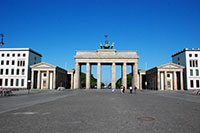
[0,48,42,57]
[172,48,200,57]
[30,62,67,72]
[147,63,184,72]
[74,49,139,59]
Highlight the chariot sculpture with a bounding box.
[99,35,114,49]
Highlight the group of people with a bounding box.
[112,85,137,94]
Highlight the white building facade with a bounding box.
[172,48,200,90]
[0,48,42,89]
[145,63,184,91]
[30,62,74,90]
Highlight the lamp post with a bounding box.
[0,34,4,46]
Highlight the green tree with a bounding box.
[80,72,104,88]
[116,73,132,88]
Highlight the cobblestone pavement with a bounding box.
[0,89,199,133]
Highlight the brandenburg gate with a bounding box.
[74,36,139,89]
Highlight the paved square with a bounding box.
[0,90,200,133]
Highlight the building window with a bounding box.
[16,79,19,86]
[193,61,195,67]
[167,74,170,77]
[12,53,15,57]
[189,54,192,57]
[196,69,199,76]
[12,60,15,65]
[11,69,14,75]
[21,79,24,86]
[178,62,180,65]
[16,69,19,75]
[167,81,171,88]
[178,57,180,61]
[0,69,3,75]
[190,60,198,67]
[7,54,10,57]
[0,79,2,86]
[6,69,9,75]
[190,80,194,88]
[5,79,8,86]
[197,80,200,88]
[17,60,25,66]
[6,60,9,65]
[22,69,25,75]
[10,79,13,86]
[2,54,4,57]
[195,54,198,57]
[34,57,37,60]
[23,53,26,57]
[190,69,193,76]
[44,73,46,77]
[1,60,4,65]
[43,80,46,88]
[23,61,25,66]
[18,54,20,57]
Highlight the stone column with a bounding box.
[86,62,91,89]
[37,70,41,89]
[71,73,74,89]
[97,62,101,89]
[46,70,49,89]
[79,65,82,88]
[173,71,177,90]
[164,71,167,90]
[53,69,56,89]
[111,62,116,89]
[180,71,184,90]
[139,72,142,90]
[31,70,34,89]
[157,71,160,90]
[132,62,138,89]
[122,62,127,89]
[74,62,80,89]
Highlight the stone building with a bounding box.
[30,62,74,89]
[145,63,184,90]
[138,70,146,90]
[172,48,200,90]
[74,49,139,89]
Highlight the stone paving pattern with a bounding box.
[0,90,200,133]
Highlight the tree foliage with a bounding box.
[116,73,132,88]
[80,72,104,88]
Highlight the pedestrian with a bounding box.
[129,86,133,94]
[134,87,137,94]
[112,88,115,93]
[120,85,124,94]
[122,86,125,93]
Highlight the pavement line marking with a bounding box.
[0,91,81,114]
[13,112,38,115]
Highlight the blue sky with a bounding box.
[1,0,200,84]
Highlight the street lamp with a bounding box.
[0,34,4,46]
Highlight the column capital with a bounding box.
[123,62,127,65]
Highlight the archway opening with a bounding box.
[101,64,111,89]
